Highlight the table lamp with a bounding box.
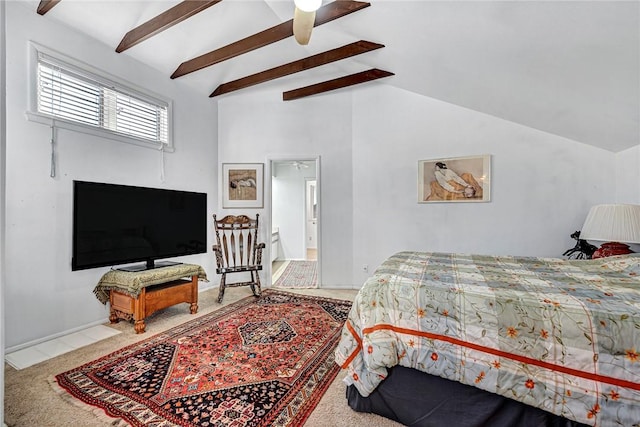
[580,204,640,258]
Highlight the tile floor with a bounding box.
[272,259,288,283]
[5,324,121,370]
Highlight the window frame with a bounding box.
[27,43,174,152]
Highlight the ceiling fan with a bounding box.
[284,161,310,170]
[293,0,321,45]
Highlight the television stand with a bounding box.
[94,263,207,334]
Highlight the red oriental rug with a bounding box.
[54,290,352,426]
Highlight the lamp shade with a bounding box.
[294,0,322,12]
[580,204,640,244]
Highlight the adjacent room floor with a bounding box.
[272,248,318,288]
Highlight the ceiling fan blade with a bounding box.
[37,0,61,15]
[293,7,316,45]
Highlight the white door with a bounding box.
[305,179,317,252]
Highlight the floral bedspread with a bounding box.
[335,251,640,426]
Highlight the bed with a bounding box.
[334,251,640,426]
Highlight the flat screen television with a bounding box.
[72,180,207,271]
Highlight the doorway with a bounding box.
[270,158,320,289]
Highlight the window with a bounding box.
[31,48,171,149]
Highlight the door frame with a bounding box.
[267,156,321,287]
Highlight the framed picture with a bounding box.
[418,155,491,203]
[222,163,264,208]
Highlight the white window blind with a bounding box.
[36,52,169,147]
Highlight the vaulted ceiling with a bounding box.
[26,0,639,152]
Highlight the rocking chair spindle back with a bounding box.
[212,214,265,302]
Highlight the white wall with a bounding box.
[615,145,640,203]
[4,2,218,350]
[217,83,634,288]
[351,86,619,284]
[218,90,354,287]
[614,145,640,253]
[1,0,7,422]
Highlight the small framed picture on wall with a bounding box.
[418,154,491,203]
[222,163,264,208]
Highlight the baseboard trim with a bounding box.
[4,318,110,355]
[5,284,218,355]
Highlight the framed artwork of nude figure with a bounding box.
[222,163,264,208]
[418,155,491,203]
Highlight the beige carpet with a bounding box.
[4,287,402,427]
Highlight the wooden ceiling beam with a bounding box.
[116,1,222,53]
[171,0,370,79]
[210,40,384,97]
[37,0,61,15]
[282,68,394,101]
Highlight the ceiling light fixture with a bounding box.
[293,0,321,45]
[295,0,322,12]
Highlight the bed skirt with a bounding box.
[346,366,589,427]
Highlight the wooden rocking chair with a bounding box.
[212,214,265,303]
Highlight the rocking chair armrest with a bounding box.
[212,245,223,267]
[255,243,266,266]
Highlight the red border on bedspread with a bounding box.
[341,321,640,392]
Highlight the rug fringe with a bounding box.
[48,375,131,426]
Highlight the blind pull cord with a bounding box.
[49,122,56,178]
[159,143,165,183]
